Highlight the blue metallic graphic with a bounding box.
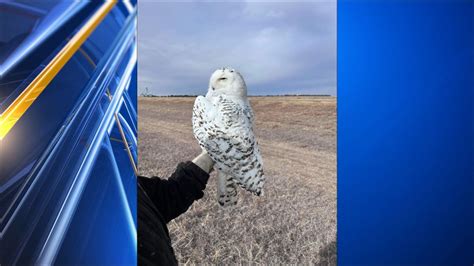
[0,1,137,264]
[0,1,87,78]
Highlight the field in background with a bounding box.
[138,96,337,264]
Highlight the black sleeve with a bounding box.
[138,161,210,223]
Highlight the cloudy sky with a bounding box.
[138,1,336,96]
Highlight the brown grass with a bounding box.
[138,96,337,265]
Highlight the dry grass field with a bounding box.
[138,96,337,265]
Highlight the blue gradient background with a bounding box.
[338,1,473,265]
[0,2,137,264]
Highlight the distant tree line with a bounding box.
[140,88,333,97]
[251,94,332,97]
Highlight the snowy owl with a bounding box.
[192,67,265,207]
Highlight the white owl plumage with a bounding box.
[192,67,265,207]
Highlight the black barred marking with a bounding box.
[193,95,264,198]
[242,175,252,184]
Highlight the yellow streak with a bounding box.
[0,1,116,140]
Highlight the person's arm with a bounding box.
[192,151,214,173]
[138,151,214,223]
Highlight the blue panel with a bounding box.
[338,1,474,265]
[1,2,137,264]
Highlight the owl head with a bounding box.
[208,67,247,97]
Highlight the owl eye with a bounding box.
[218,77,227,81]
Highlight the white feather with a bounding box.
[192,67,265,206]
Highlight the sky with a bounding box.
[138,1,336,96]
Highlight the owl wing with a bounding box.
[193,96,231,156]
[193,96,264,196]
[216,97,265,195]
[192,96,215,147]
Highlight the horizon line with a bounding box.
[138,94,336,97]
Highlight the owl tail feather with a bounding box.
[217,171,238,208]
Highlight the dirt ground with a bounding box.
[138,96,337,265]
